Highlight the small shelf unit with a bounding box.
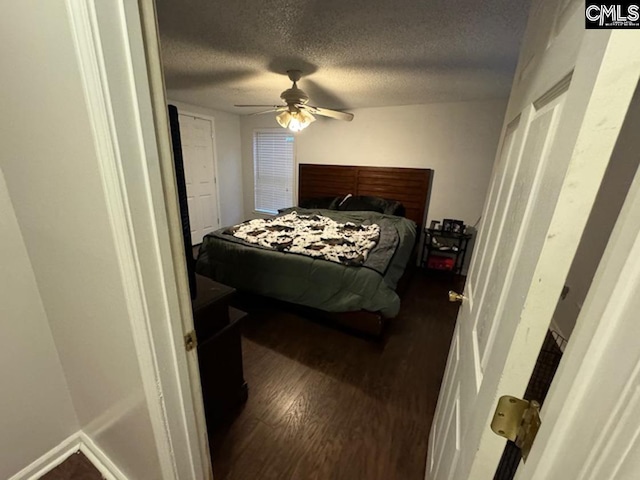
[421,228,472,275]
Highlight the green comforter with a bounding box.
[195,208,416,317]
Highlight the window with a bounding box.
[253,130,295,214]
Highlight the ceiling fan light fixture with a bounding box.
[236,70,353,125]
[276,109,315,132]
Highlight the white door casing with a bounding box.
[427,0,640,478]
[179,114,220,245]
[137,3,213,475]
[66,0,213,478]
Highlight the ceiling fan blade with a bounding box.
[304,79,346,110]
[234,104,287,108]
[249,107,288,116]
[301,105,354,122]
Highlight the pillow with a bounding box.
[384,200,406,217]
[338,195,384,213]
[298,196,342,210]
[337,195,405,216]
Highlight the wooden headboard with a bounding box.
[298,164,432,228]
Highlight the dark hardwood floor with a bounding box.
[209,271,460,480]
[39,452,103,479]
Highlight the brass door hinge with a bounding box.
[491,395,541,462]
[184,330,197,352]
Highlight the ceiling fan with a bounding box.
[234,70,354,132]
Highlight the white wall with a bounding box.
[240,99,507,226]
[168,100,245,225]
[0,2,161,478]
[0,169,79,480]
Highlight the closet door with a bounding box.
[179,114,220,245]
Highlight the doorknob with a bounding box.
[448,290,465,302]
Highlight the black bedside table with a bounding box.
[421,228,472,275]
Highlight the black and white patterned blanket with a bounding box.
[225,212,380,266]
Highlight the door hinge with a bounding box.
[184,330,197,352]
[491,395,541,462]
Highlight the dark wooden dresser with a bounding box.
[192,274,248,428]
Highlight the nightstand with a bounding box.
[421,228,472,275]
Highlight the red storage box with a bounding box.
[428,255,455,271]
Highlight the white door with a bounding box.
[517,139,640,478]
[178,114,220,245]
[427,0,640,478]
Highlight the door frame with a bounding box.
[66,0,211,479]
[174,108,223,238]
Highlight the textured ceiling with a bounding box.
[157,0,531,114]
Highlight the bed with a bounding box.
[196,164,432,335]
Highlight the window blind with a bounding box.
[253,130,295,214]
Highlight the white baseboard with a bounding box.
[8,433,81,480]
[78,432,128,480]
[8,431,128,480]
